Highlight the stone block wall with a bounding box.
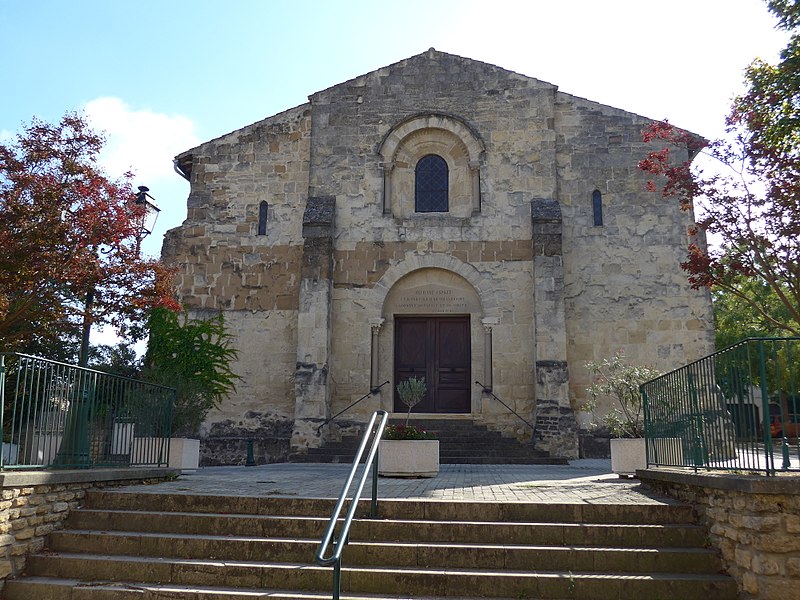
[640,469,800,600]
[556,94,715,418]
[0,469,176,591]
[164,105,312,463]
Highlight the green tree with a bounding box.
[713,282,795,349]
[88,341,143,379]
[142,308,240,437]
[639,1,800,335]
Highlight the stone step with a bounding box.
[82,491,698,524]
[440,456,568,464]
[19,553,737,599]
[303,418,549,466]
[67,510,708,547]
[0,578,553,600]
[4,490,736,600]
[4,574,737,600]
[305,444,533,456]
[47,529,722,573]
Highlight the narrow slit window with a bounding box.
[415,154,449,212]
[258,201,269,235]
[592,190,603,226]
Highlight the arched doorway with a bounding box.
[382,267,483,415]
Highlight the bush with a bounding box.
[142,308,240,437]
[582,352,661,438]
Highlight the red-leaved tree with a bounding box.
[638,1,800,336]
[0,112,181,356]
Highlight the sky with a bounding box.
[0,0,790,344]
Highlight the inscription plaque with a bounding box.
[394,285,472,314]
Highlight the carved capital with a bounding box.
[481,317,499,334]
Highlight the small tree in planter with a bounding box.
[380,376,438,477]
[397,376,427,425]
[386,376,434,440]
[582,352,661,475]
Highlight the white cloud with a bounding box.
[83,97,200,184]
[82,97,200,259]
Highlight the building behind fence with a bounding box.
[0,353,174,470]
[642,338,800,475]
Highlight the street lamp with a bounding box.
[60,186,162,468]
[78,186,160,367]
[132,186,161,253]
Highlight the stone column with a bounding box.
[369,318,384,390]
[531,198,578,458]
[480,317,499,390]
[470,160,481,213]
[291,196,336,453]
[381,161,395,214]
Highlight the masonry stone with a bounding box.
[163,50,714,463]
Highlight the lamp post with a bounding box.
[63,187,162,468]
[77,186,160,367]
[132,186,161,254]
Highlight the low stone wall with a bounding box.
[0,467,177,590]
[639,469,800,600]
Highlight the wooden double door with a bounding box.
[393,316,471,413]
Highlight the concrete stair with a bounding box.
[293,419,567,465]
[4,489,737,599]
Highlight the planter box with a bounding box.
[378,439,439,478]
[168,438,200,472]
[610,437,646,476]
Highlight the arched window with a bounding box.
[415,154,449,212]
[258,200,269,235]
[592,190,603,226]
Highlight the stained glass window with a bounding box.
[592,190,603,226]
[415,154,448,212]
[258,200,269,235]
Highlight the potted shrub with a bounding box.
[582,352,661,476]
[379,377,439,477]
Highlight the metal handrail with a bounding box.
[315,409,388,600]
[316,381,389,433]
[475,380,536,431]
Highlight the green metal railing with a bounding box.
[641,338,800,475]
[0,353,175,469]
[316,409,388,600]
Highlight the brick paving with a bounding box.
[118,460,680,505]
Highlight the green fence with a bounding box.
[641,338,800,475]
[0,353,175,469]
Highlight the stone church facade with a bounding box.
[163,49,714,465]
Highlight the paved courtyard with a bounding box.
[118,460,681,505]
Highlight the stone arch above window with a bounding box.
[378,114,485,218]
